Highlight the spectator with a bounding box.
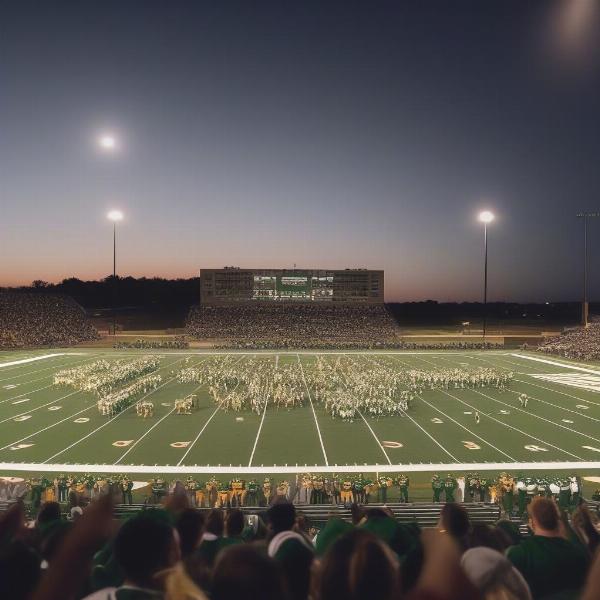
[0,292,98,348]
[266,503,314,600]
[176,509,205,558]
[507,496,589,599]
[461,547,532,600]
[212,544,287,600]
[439,503,471,551]
[84,513,180,599]
[313,529,400,600]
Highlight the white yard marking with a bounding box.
[388,354,510,461]
[582,446,600,453]
[248,399,269,467]
[356,409,393,465]
[417,392,515,460]
[297,354,329,466]
[472,388,600,448]
[0,354,71,368]
[529,372,600,393]
[410,354,585,460]
[0,405,94,452]
[510,353,600,374]
[359,354,460,461]
[504,389,600,425]
[115,378,209,465]
[41,357,189,463]
[2,461,600,474]
[442,388,584,460]
[175,357,244,467]
[0,354,103,402]
[0,390,81,425]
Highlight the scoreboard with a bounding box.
[200,268,383,305]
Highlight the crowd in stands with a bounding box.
[187,304,501,350]
[186,304,402,349]
[0,292,98,349]
[538,320,600,362]
[113,337,189,350]
[1,493,600,600]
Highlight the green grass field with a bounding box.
[1,348,600,486]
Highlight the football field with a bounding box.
[1,348,600,477]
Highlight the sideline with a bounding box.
[1,461,599,474]
[0,353,83,368]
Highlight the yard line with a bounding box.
[0,354,95,382]
[401,407,460,462]
[0,383,54,404]
[0,389,82,424]
[4,461,600,475]
[471,388,600,447]
[442,388,584,460]
[514,378,600,406]
[115,360,209,464]
[248,397,269,467]
[356,409,392,465]
[176,381,243,466]
[176,355,247,467]
[297,354,329,467]
[415,392,516,461]
[432,353,600,407]
[0,405,94,452]
[511,353,600,374]
[116,407,177,464]
[504,388,600,423]
[0,354,104,404]
[379,354,481,463]
[42,357,189,463]
[409,354,584,460]
[0,354,69,373]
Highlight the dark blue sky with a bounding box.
[1,1,599,301]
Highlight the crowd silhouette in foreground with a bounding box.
[0,293,98,348]
[1,493,600,600]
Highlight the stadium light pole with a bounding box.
[576,212,600,327]
[107,210,124,337]
[478,211,495,347]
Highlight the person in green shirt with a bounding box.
[444,474,457,503]
[431,475,443,503]
[507,496,589,599]
[398,474,409,503]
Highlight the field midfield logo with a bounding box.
[170,441,191,448]
[524,444,548,452]
[382,441,403,448]
[462,441,481,450]
[112,440,134,447]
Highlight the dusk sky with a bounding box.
[1,1,600,301]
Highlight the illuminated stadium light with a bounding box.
[98,134,117,150]
[478,210,495,224]
[107,210,124,222]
